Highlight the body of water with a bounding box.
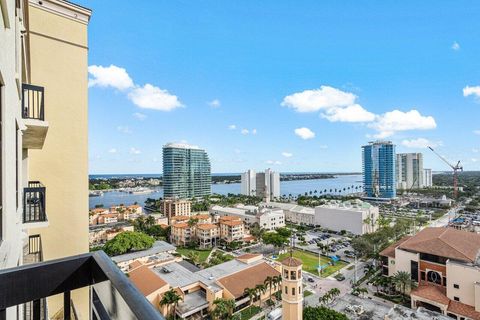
[89,174,363,209]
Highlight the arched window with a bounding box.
[427,271,441,285]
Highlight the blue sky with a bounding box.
[83,1,480,174]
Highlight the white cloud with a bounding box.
[319,145,328,149]
[208,99,221,108]
[88,65,134,91]
[228,124,237,130]
[129,147,141,155]
[473,148,479,153]
[251,129,257,135]
[266,160,282,165]
[108,148,117,154]
[463,86,480,99]
[234,149,241,154]
[152,157,159,162]
[282,152,293,158]
[452,41,460,51]
[133,112,147,120]
[322,104,376,122]
[471,158,478,163]
[294,127,315,140]
[474,130,480,135]
[369,110,436,138]
[128,84,183,111]
[241,129,249,135]
[282,86,356,113]
[401,138,441,149]
[117,126,132,134]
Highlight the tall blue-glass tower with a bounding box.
[163,143,211,199]
[362,141,396,199]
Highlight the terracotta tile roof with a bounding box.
[216,262,280,298]
[220,220,243,226]
[128,265,168,296]
[90,208,108,213]
[399,227,480,263]
[128,260,143,270]
[412,285,480,320]
[193,214,211,220]
[281,257,302,267]
[219,216,241,221]
[172,223,189,229]
[448,299,480,320]
[411,285,450,306]
[243,235,255,241]
[171,216,190,221]
[379,236,412,258]
[100,213,118,218]
[236,253,261,260]
[196,223,218,230]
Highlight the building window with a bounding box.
[285,286,287,294]
[290,270,296,280]
[284,269,288,279]
[298,286,301,294]
[297,270,301,278]
[420,271,425,281]
[454,296,460,302]
[292,287,295,296]
[427,271,441,285]
[443,277,447,287]
[454,284,459,289]
[410,261,418,282]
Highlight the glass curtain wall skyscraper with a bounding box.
[163,143,211,198]
[362,141,396,199]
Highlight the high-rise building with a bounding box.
[396,153,424,190]
[241,169,257,195]
[241,168,280,202]
[423,168,433,187]
[362,141,396,199]
[163,143,211,198]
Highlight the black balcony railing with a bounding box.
[22,84,45,120]
[0,251,165,320]
[23,181,47,223]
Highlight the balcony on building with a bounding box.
[23,181,48,228]
[21,84,49,149]
[0,250,165,320]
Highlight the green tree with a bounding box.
[392,271,415,302]
[159,288,183,320]
[255,284,267,306]
[303,306,348,320]
[103,231,154,256]
[211,298,236,319]
[243,287,257,307]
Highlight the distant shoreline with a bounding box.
[89,172,362,179]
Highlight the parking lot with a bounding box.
[295,229,356,261]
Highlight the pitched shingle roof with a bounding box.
[216,262,280,298]
[398,227,480,263]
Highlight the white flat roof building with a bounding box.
[314,200,379,235]
[209,204,285,230]
[262,202,315,226]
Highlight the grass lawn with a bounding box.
[176,248,212,263]
[277,249,347,277]
[238,305,262,320]
[303,290,313,297]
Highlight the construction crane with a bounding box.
[428,146,463,199]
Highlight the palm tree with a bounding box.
[244,287,257,307]
[329,288,340,302]
[255,284,267,306]
[272,275,282,297]
[145,215,156,228]
[159,288,183,319]
[392,271,414,302]
[264,276,274,302]
[211,298,235,319]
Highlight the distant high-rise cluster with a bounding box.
[362,141,396,199]
[163,143,211,199]
[241,168,280,202]
[396,153,424,190]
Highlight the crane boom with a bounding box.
[428,146,455,170]
[428,146,463,199]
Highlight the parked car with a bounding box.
[334,273,345,281]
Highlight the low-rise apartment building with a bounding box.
[89,225,134,246]
[314,200,379,235]
[219,216,245,243]
[380,227,480,320]
[210,204,285,230]
[197,223,220,248]
[170,223,194,246]
[161,198,192,219]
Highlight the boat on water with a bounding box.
[89,190,104,197]
[126,187,154,195]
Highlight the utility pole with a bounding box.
[353,255,357,285]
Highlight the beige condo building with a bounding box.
[0,1,163,319]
